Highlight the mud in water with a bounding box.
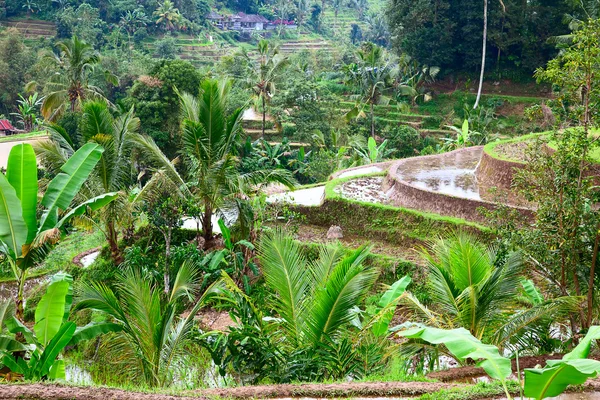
[334,177,391,204]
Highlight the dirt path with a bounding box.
[0,384,206,400]
[291,223,425,265]
[199,381,456,398]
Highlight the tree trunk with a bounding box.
[107,220,123,265]
[202,201,213,244]
[473,0,488,109]
[262,95,266,139]
[370,102,375,138]
[163,227,172,294]
[15,269,25,323]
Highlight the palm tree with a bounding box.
[176,79,295,244]
[39,36,114,120]
[332,0,344,32]
[120,9,150,48]
[75,262,218,387]
[201,231,410,381]
[399,233,579,355]
[244,40,289,138]
[153,0,182,32]
[345,44,394,138]
[35,101,142,264]
[296,0,310,26]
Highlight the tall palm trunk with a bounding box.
[202,201,213,244]
[107,220,123,265]
[262,95,266,138]
[473,0,488,109]
[370,102,375,138]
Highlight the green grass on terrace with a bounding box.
[484,128,600,164]
[0,130,47,143]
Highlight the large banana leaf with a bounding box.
[0,173,26,258]
[396,326,511,381]
[39,143,104,232]
[56,192,119,228]
[0,335,26,352]
[48,359,66,380]
[523,325,600,399]
[33,321,76,379]
[524,359,600,399]
[6,144,38,243]
[372,275,411,337]
[69,322,123,346]
[34,274,73,346]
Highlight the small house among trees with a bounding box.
[0,119,17,136]
[206,11,296,31]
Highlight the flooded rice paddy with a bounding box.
[395,147,483,200]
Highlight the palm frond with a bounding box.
[258,229,310,344]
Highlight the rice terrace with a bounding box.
[1,0,600,399]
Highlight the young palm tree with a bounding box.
[36,101,142,264]
[345,44,394,138]
[153,0,182,32]
[39,36,115,120]
[75,262,218,387]
[244,40,289,138]
[259,231,379,348]
[399,233,579,354]
[176,79,295,244]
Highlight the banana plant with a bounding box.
[396,326,513,398]
[0,143,117,321]
[524,326,600,399]
[354,136,393,164]
[1,273,121,381]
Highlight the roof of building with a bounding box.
[0,119,16,131]
[206,11,223,19]
[236,12,268,23]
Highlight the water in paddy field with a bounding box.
[395,147,483,200]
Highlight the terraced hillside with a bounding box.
[335,101,454,137]
[0,19,55,38]
[146,34,334,66]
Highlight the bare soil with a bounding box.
[291,223,424,265]
[493,141,529,162]
[199,381,457,398]
[427,354,600,382]
[0,384,206,400]
[430,78,550,98]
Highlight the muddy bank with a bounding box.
[0,384,206,400]
[200,381,457,398]
[427,354,598,382]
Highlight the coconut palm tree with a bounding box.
[39,36,116,121]
[399,233,580,356]
[35,101,142,264]
[74,262,219,387]
[176,79,295,244]
[244,40,289,138]
[153,0,182,32]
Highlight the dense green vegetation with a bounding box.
[0,1,600,399]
